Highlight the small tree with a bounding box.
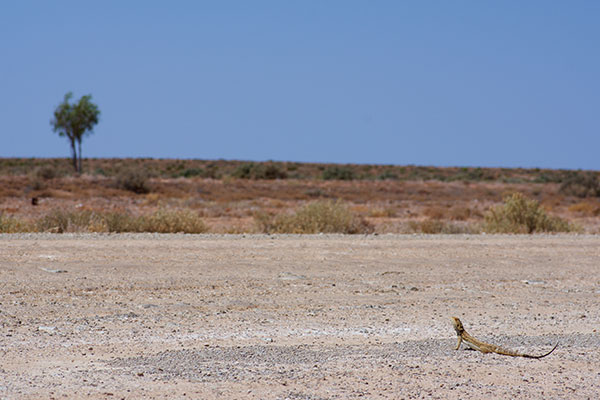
[51,92,100,173]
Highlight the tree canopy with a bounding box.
[51,92,100,173]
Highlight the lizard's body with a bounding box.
[451,317,557,359]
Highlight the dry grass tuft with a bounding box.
[568,201,600,217]
[368,207,397,218]
[36,209,105,233]
[0,213,31,233]
[255,200,373,234]
[484,193,575,233]
[138,208,208,233]
[32,208,208,234]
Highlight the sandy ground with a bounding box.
[0,234,598,399]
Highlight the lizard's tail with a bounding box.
[524,342,559,359]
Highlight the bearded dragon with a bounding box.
[451,317,558,359]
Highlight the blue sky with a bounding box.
[1,1,599,169]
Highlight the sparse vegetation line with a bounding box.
[0,158,597,233]
[0,158,597,186]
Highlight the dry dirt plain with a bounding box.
[0,234,599,399]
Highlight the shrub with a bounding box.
[179,165,221,179]
[262,164,287,180]
[534,172,563,184]
[180,168,205,178]
[27,166,58,192]
[449,167,497,182]
[233,163,287,180]
[34,165,58,180]
[484,193,574,233]
[116,168,151,194]
[377,170,399,180]
[232,163,252,179]
[255,200,373,234]
[36,209,106,233]
[100,211,137,232]
[322,166,355,181]
[34,208,208,233]
[368,207,397,218]
[138,209,208,233]
[0,214,31,233]
[559,171,600,198]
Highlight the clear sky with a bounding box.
[1,1,599,169]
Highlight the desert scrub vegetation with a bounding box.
[36,209,106,233]
[1,158,593,185]
[116,168,151,193]
[559,171,600,198]
[255,200,373,234]
[23,208,208,233]
[137,208,208,233]
[0,213,31,233]
[484,193,575,233]
[33,165,59,180]
[321,166,356,181]
[232,162,287,180]
[377,169,399,180]
[568,201,600,216]
[179,164,220,179]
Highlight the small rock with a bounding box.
[38,326,56,333]
[139,304,158,309]
[40,267,67,273]
[522,279,546,285]
[278,272,307,280]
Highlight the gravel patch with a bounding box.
[1,234,599,399]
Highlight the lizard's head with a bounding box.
[451,316,464,334]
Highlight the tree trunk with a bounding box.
[78,139,82,174]
[70,139,78,172]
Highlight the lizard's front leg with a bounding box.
[455,335,462,350]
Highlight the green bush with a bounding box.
[322,166,356,181]
[255,200,372,234]
[179,165,220,179]
[116,168,151,193]
[262,164,288,180]
[232,162,287,180]
[180,168,205,178]
[484,193,574,233]
[449,167,497,182]
[377,170,399,180]
[559,171,600,198]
